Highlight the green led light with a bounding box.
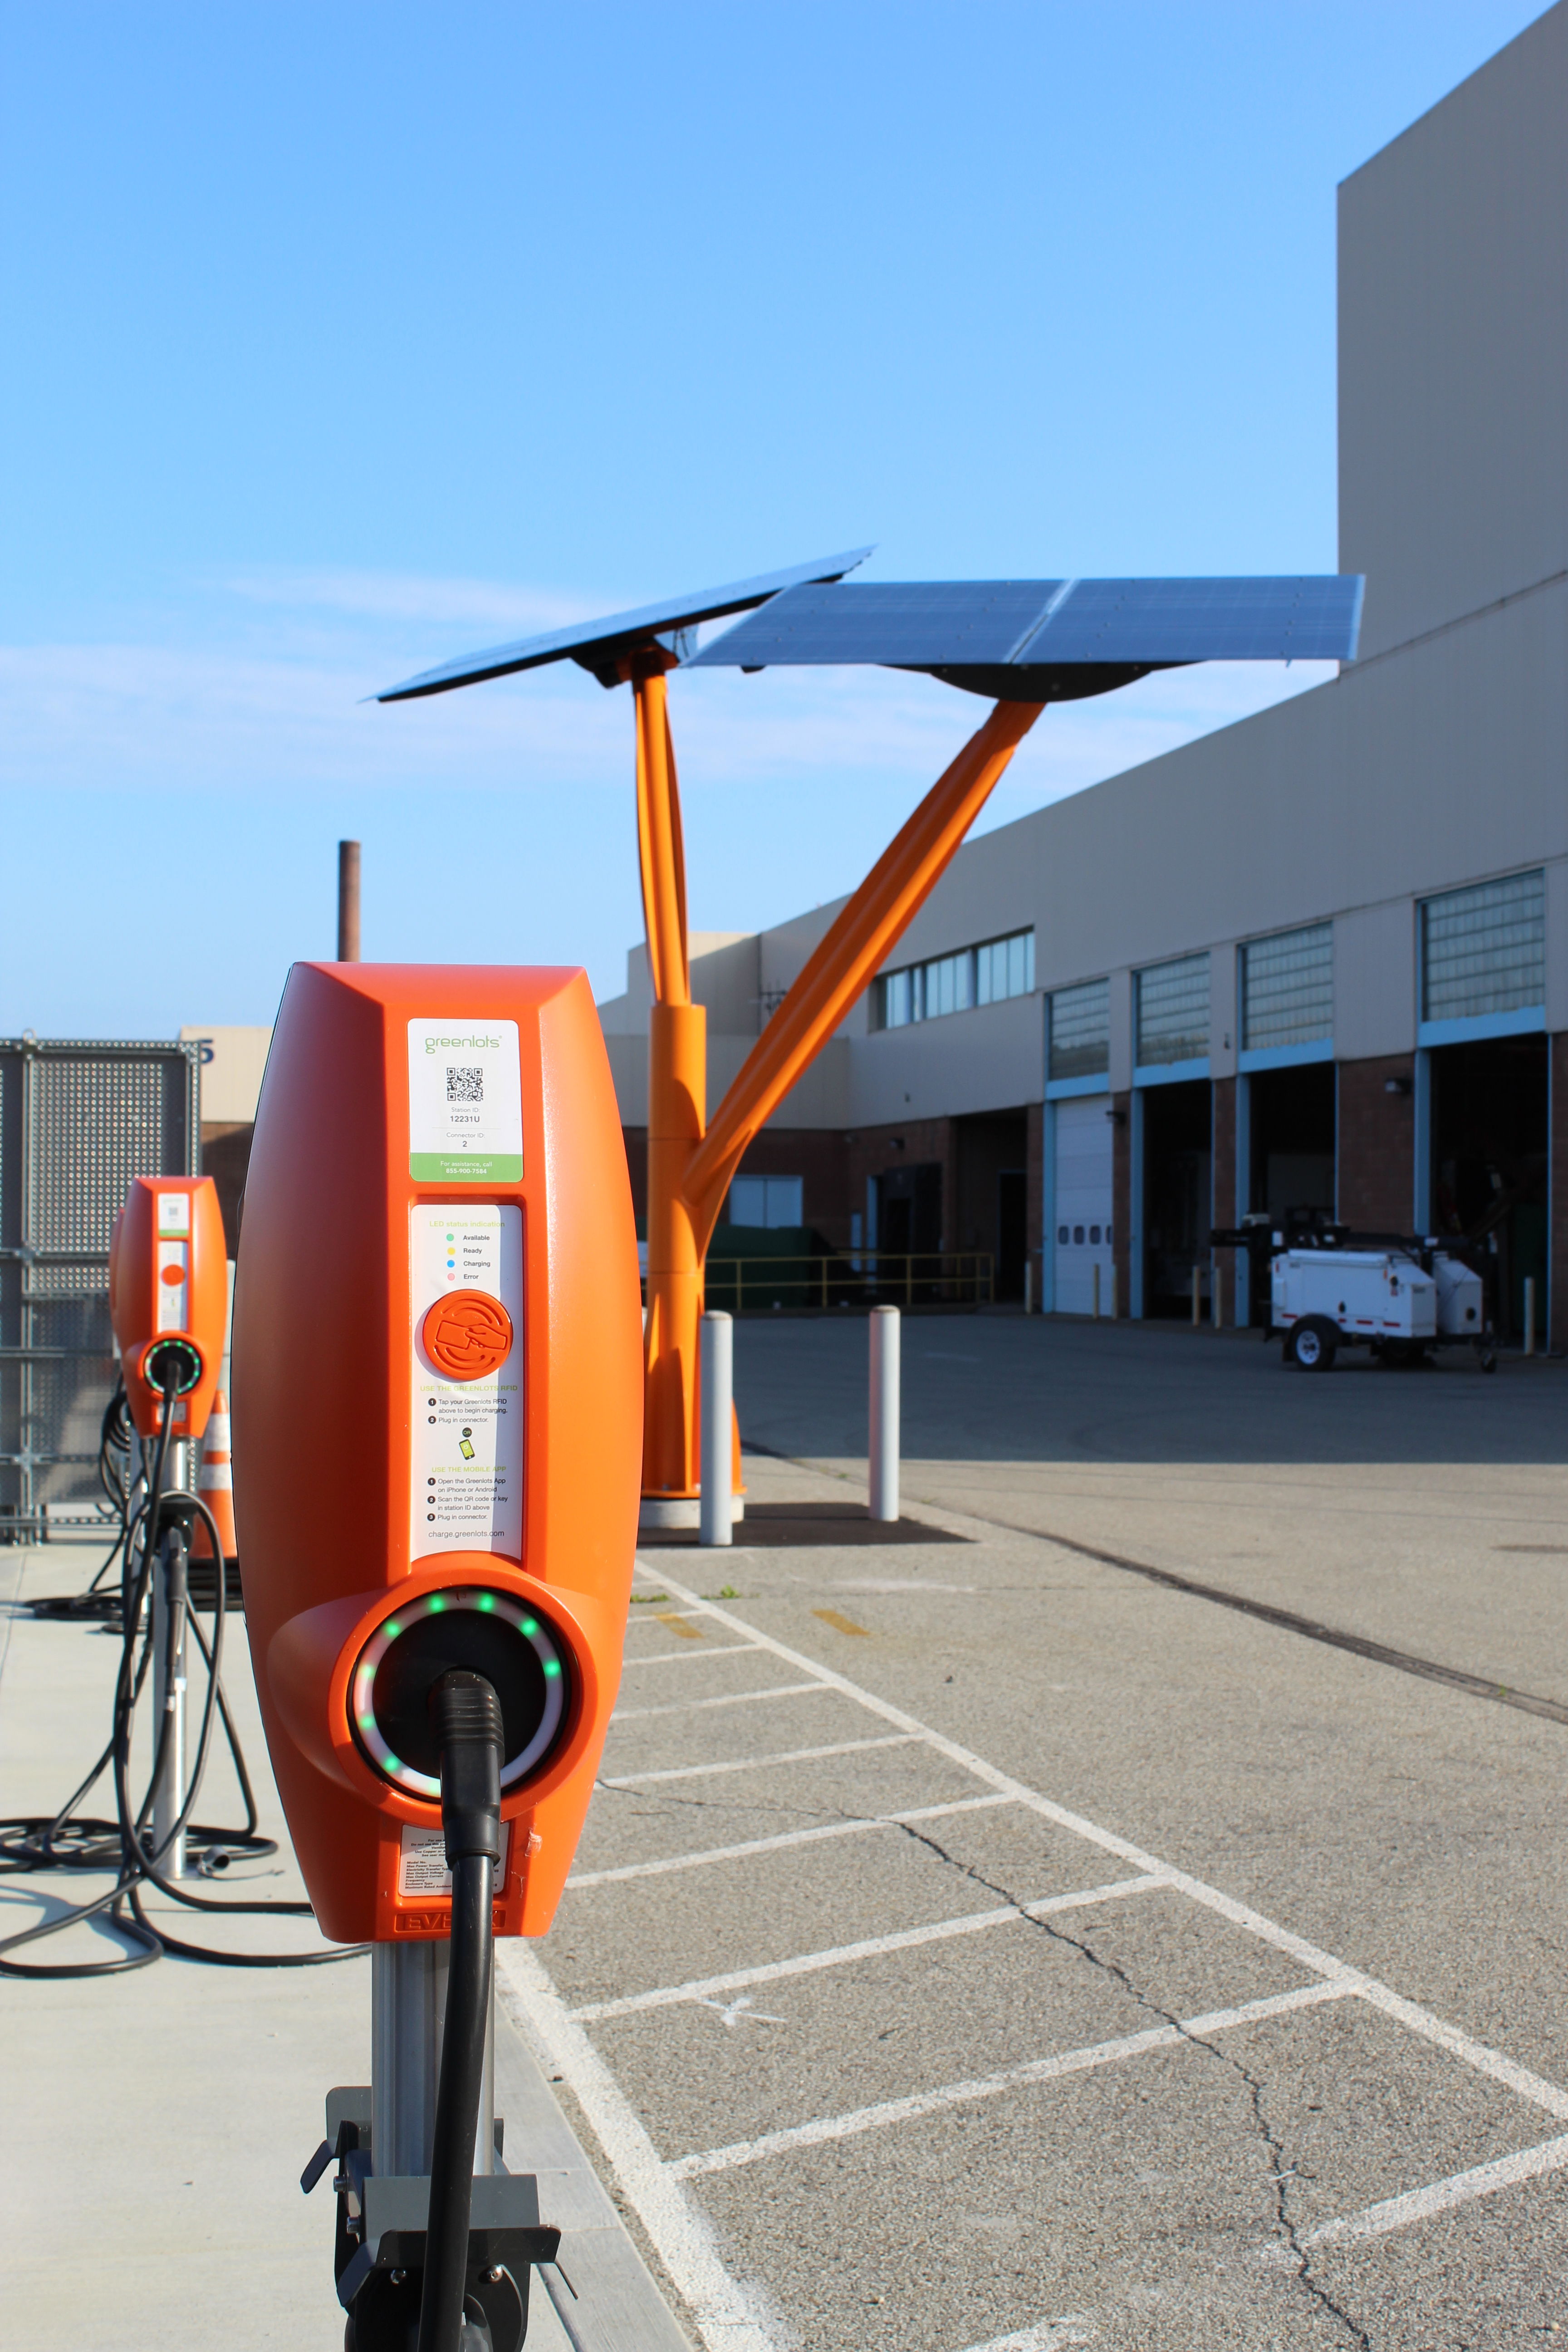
[429,1596,446,1613]
[543,1659,561,1679]
[521,1616,538,1636]
[478,1592,495,1612]
[384,1752,402,1771]
[384,1620,401,1638]
[358,1714,375,1730]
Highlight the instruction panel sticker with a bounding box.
[409,1205,523,1561]
[407,1018,523,1183]
[398,1820,512,1900]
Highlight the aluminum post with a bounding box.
[869,1305,901,1524]
[372,1941,496,2180]
[699,1311,734,1547]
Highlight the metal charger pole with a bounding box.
[372,1943,496,2181]
[151,1438,190,1878]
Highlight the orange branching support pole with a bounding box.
[634,661,708,1499]
[635,688,1043,1505]
[681,698,1044,1256]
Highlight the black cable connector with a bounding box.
[418,1670,505,2352]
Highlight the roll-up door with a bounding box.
[1052,1096,1114,1313]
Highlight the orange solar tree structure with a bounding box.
[380,558,1363,1514]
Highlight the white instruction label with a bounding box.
[156,1241,189,1333]
[407,1019,523,1184]
[409,1205,523,1560]
[398,1820,512,1899]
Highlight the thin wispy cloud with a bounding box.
[1,570,1338,814]
[223,566,604,633]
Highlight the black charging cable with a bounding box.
[0,1362,366,1976]
[418,1668,505,2352]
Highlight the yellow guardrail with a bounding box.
[696,1250,994,1312]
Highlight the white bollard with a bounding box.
[1524,1275,1536,1358]
[869,1305,901,1524]
[699,1312,733,1547]
[1024,1258,1034,1316]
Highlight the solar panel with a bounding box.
[375,546,875,701]
[686,574,1364,701]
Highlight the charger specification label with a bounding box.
[398,1820,512,1899]
[407,1018,523,1183]
[409,1205,523,1560]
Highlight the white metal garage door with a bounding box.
[1053,1094,1114,1314]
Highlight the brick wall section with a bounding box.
[1111,1092,1131,1315]
[1553,1034,1568,1352]
[1211,1077,1236,1326]
[1026,1102,1044,1308]
[1338,1055,1416,1230]
[201,1122,254,1256]
[847,1118,957,1250]
[622,1127,649,1230]
[621,1124,851,1242]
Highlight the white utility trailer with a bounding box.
[1269,1243,1492,1371]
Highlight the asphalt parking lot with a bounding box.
[517,1316,1568,2352]
[5,1313,1568,2351]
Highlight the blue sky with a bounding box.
[0,1,1547,1034]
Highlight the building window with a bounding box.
[975,930,1035,1005]
[1049,977,1110,1082]
[725,1174,804,1228]
[1422,871,1544,1023]
[876,929,1034,1029]
[1136,953,1209,1068]
[1242,923,1333,1052]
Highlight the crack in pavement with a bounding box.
[892,1819,1373,2352]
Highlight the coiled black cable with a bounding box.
[0,1368,367,1977]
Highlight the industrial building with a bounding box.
[595,5,1568,1348]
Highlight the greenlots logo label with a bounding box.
[426,1035,501,1053]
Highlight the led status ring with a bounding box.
[350,1586,570,1800]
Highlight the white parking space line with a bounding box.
[619,1642,766,1670]
[599,1733,918,1788]
[571,1874,1169,2022]
[612,1681,821,1724]
[538,1565,1568,2328]
[495,1941,787,2352]
[1283,2132,1568,2255]
[648,1570,1568,2130]
[566,1795,1014,1891]
[949,2323,1095,2352]
[669,1981,1357,2178]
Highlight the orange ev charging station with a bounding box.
[109,1174,231,1876]
[234,960,641,2352]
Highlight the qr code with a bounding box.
[446,1066,484,1103]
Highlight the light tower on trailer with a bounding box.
[379,560,1362,1519]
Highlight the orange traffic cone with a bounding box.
[191,1388,238,1563]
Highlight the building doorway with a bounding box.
[1141,1079,1211,1318]
[1429,1034,1548,1343]
[954,1109,1028,1300]
[1247,1063,1336,1225]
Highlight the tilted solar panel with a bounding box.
[686,574,1363,701]
[375,546,875,701]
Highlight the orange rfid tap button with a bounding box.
[232,963,643,1947]
[422,1288,514,1381]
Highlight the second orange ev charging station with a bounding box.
[109,1174,231,1879]
[235,959,641,2352]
